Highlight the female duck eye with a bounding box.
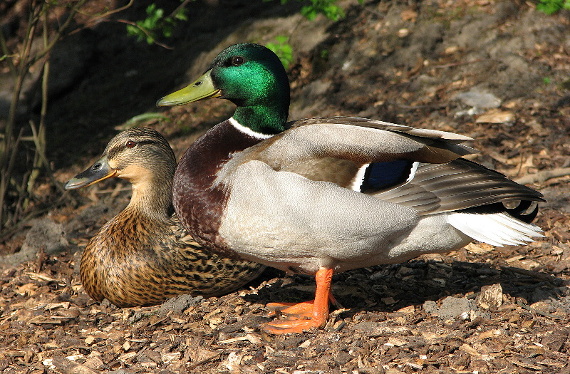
[126,140,136,148]
[231,56,245,66]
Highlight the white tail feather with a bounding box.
[447,212,543,247]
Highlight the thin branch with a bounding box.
[514,167,570,185]
[0,0,88,229]
[31,0,89,65]
[29,121,67,195]
[516,299,561,320]
[115,19,173,49]
[0,30,17,77]
[431,59,485,69]
[71,0,135,32]
[0,0,42,226]
[168,0,194,18]
[0,128,24,226]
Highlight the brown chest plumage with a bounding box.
[173,120,260,258]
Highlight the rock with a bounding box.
[353,321,381,334]
[439,297,474,320]
[476,283,503,310]
[424,297,475,320]
[158,294,203,316]
[0,217,68,269]
[423,300,438,314]
[0,31,94,120]
[454,88,501,109]
[23,217,68,254]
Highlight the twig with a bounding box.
[168,0,194,19]
[31,0,89,65]
[187,351,224,370]
[0,28,17,76]
[502,266,562,286]
[115,19,173,50]
[75,0,135,29]
[516,299,561,320]
[28,121,67,195]
[514,167,570,185]
[431,59,485,69]
[362,7,386,18]
[0,128,24,227]
[0,194,69,242]
[0,0,87,228]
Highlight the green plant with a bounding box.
[117,113,171,130]
[126,0,366,49]
[536,0,570,14]
[298,0,345,20]
[125,2,190,45]
[266,36,294,69]
[264,0,363,21]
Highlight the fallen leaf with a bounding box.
[476,109,515,124]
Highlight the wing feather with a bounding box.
[220,117,542,219]
[259,116,476,167]
[377,159,544,214]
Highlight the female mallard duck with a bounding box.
[65,127,265,307]
[157,43,544,333]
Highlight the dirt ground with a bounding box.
[1,0,569,373]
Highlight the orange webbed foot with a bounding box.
[262,316,324,334]
[266,301,314,318]
[262,268,334,335]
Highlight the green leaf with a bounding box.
[266,36,294,69]
[174,9,188,21]
[536,0,568,14]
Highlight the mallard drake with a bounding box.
[65,127,265,307]
[157,43,544,333]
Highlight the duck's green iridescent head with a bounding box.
[158,43,290,135]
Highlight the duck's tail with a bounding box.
[447,207,543,247]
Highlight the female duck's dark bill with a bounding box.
[65,156,117,190]
[156,69,222,107]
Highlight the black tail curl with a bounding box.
[460,200,540,224]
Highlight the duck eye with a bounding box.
[126,140,136,148]
[231,56,245,66]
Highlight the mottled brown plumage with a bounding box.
[65,127,265,307]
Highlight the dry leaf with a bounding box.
[476,109,515,124]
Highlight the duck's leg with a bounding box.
[262,267,333,334]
